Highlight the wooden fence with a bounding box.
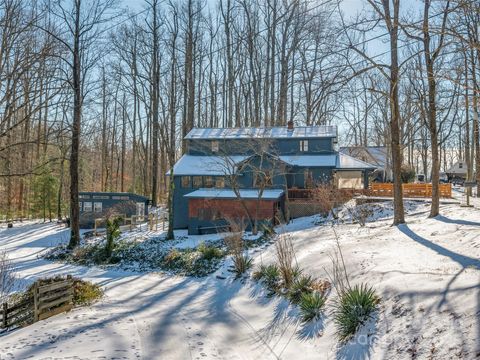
[1,276,74,330]
[94,212,166,234]
[370,183,452,198]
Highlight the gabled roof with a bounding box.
[340,146,388,168]
[185,125,337,140]
[184,188,284,200]
[167,155,249,176]
[336,153,377,170]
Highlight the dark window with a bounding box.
[214,177,225,188]
[204,176,214,188]
[181,176,191,188]
[192,176,203,188]
[459,162,463,169]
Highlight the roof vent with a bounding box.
[287,120,294,131]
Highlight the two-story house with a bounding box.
[169,122,376,234]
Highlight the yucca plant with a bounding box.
[261,264,281,294]
[333,284,379,342]
[299,291,326,322]
[232,253,253,278]
[288,274,314,304]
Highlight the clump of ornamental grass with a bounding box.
[333,284,379,342]
[299,291,327,322]
[288,274,315,304]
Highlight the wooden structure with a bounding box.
[1,276,74,330]
[370,183,452,198]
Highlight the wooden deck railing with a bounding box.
[370,183,452,198]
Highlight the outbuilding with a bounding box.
[79,192,150,228]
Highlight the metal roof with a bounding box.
[167,155,249,176]
[185,125,337,140]
[184,188,285,200]
[279,154,337,167]
[336,153,377,170]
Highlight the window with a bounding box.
[214,177,225,188]
[204,176,214,188]
[93,202,102,213]
[79,194,90,199]
[93,195,109,199]
[192,176,203,188]
[459,162,463,169]
[112,196,130,200]
[136,202,145,216]
[79,202,83,211]
[211,141,219,153]
[181,176,191,188]
[83,202,93,212]
[300,140,308,152]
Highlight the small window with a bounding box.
[83,202,93,212]
[214,177,225,188]
[300,140,308,152]
[93,202,102,213]
[459,162,463,168]
[211,141,219,153]
[204,176,214,188]
[79,202,83,211]
[192,176,203,188]
[93,195,109,199]
[79,194,90,199]
[181,176,191,188]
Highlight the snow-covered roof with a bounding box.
[336,153,377,170]
[167,155,249,176]
[279,155,337,167]
[185,126,337,140]
[340,146,387,168]
[184,188,285,200]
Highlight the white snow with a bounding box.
[336,152,377,169]
[0,200,479,359]
[279,154,337,167]
[168,154,249,175]
[185,125,338,139]
[184,188,284,199]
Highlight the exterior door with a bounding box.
[136,202,145,217]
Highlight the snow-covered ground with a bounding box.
[0,200,479,359]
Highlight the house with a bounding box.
[79,192,150,228]
[340,146,391,182]
[170,122,376,235]
[445,160,468,181]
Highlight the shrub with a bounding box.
[299,291,326,322]
[288,274,315,304]
[72,279,103,306]
[105,216,122,258]
[259,264,281,294]
[333,284,379,342]
[232,253,253,278]
[400,165,416,183]
[198,242,223,260]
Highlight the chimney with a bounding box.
[287,120,294,131]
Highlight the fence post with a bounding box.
[2,302,7,328]
[33,282,39,322]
